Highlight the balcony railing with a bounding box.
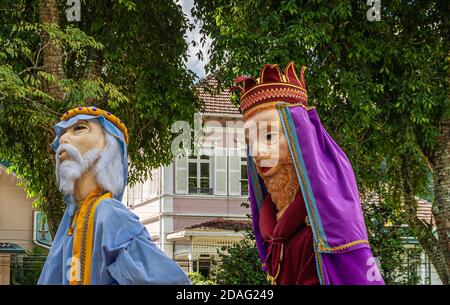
[189,187,214,195]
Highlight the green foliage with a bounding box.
[363,194,421,284]
[187,272,216,285]
[213,230,269,285]
[193,0,449,282]
[0,0,201,234]
[11,246,49,285]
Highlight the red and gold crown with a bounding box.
[231,62,308,116]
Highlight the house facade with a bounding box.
[0,164,37,252]
[125,76,251,274]
[0,163,37,284]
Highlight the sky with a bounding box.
[178,0,211,80]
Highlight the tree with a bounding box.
[187,272,216,285]
[193,0,449,283]
[213,230,269,285]
[362,193,421,284]
[0,0,201,236]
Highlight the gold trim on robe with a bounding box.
[69,190,112,285]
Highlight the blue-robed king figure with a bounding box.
[38,106,190,285]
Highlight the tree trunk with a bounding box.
[402,160,450,284]
[86,48,103,80]
[41,124,66,238]
[39,0,64,100]
[431,115,450,283]
[39,0,66,237]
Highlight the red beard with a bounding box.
[256,158,300,220]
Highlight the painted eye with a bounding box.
[266,133,276,142]
[74,125,87,132]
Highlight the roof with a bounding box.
[0,161,18,177]
[0,243,25,254]
[185,218,252,231]
[416,197,434,226]
[196,75,241,116]
[364,193,435,225]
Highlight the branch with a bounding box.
[18,66,43,76]
[401,160,450,284]
[34,40,50,68]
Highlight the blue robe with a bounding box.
[38,196,190,285]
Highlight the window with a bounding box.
[198,260,211,278]
[127,181,143,206]
[192,258,212,277]
[188,155,212,194]
[241,157,248,196]
[126,170,158,206]
[175,147,248,197]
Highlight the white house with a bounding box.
[124,75,251,274]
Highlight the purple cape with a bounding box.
[247,103,384,285]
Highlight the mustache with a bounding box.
[56,144,83,165]
[55,144,102,193]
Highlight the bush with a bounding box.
[11,246,48,285]
[187,272,216,285]
[212,231,269,285]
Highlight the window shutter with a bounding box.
[228,147,241,196]
[142,175,150,201]
[214,147,227,195]
[149,169,158,197]
[175,155,188,194]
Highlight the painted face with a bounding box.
[58,120,106,162]
[244,108,291,178]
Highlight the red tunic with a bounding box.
[259,190,319,285]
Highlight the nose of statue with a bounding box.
[59,133,69,145]
[253,142,271,160]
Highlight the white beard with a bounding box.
[55,144,102,195]
[55,132,124,198]
[95,132,125,198]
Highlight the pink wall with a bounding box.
[172,197,250,231]
[173,197,249,215]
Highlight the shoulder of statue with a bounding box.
[93,196,144,245]
[95,196,140,225]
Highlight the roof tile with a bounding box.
[196,76,241,115]
[185,218,252,231]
